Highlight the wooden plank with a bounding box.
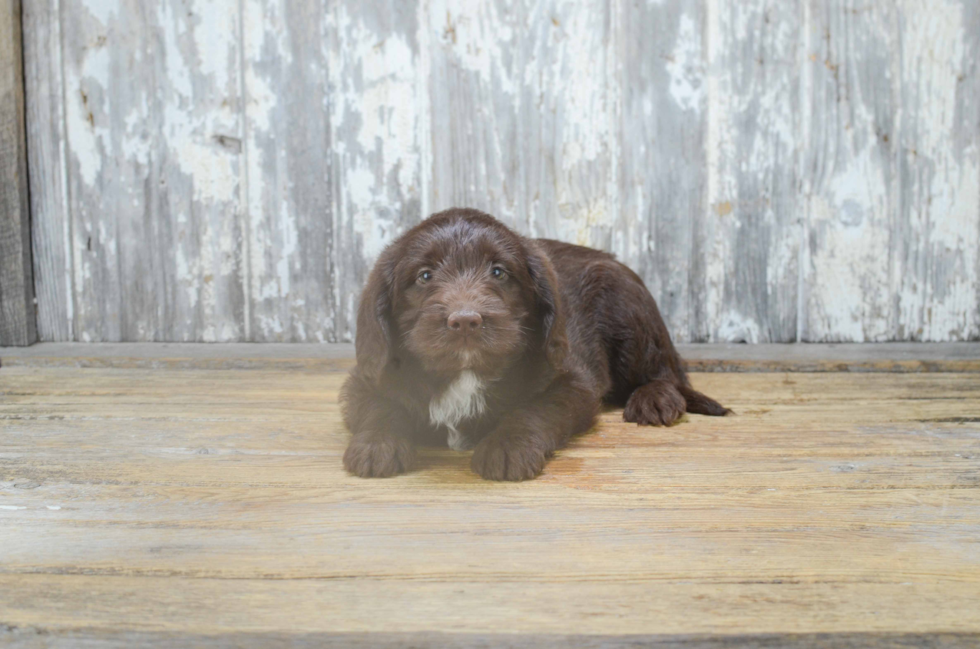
[890,0,980,342]
[802,0,980,342]
[0,0,37,347]
[0,342,358,371]
[60,0,246,342]
[703,0,802,343]
[241,0,333,342]
[241,0,424,343]
[1,368,979,642]
[799,0,904,342]
[2,630,979,649]
[424,0,524,225]
[682,343,980,373]
[327,0,423,342]
[616,0,704,343]
[426,0,618,242]
[973,0,980,345]
[21,0,72,342]
[19,0,980,345]
[2,342,980,373]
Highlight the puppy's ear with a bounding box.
[354,256,395,383]
[526,242,568,370]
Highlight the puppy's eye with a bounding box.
[491,266,506,280]
[417,270,433,284]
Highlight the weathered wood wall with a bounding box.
[22,0,980,343]
[0,0,38,347]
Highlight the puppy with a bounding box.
[341,208,729,481]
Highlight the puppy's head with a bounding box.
[355,209,566,380]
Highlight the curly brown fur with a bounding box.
[340,208,729,481]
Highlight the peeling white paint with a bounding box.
[896,0,978,341]
[804,0,978,342]
[715,310,762,344]
[32,0,980,343]
[333,5,420,261]
[243,73,277,134]
[804,61,893,345]
[65,44,110,188]
[437,1,516,95]
[158,3,193,100]
[704,0,735,341]
[898,0,966,156]
[193,0,234,83]
[667,14,703,113]
[82,0,119,28]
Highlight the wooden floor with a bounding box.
[1,345,979,647]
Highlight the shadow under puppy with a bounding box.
[341,208,729,481]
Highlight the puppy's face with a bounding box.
[354,209,567,383]
[393,220,532,376]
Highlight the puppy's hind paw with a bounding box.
[343,432,415,478]
[623,380,686,427]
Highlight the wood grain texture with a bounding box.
[3,341,980,373]
[0,0,37,347]
[3,631,980,649]
[891,0,980,343]
[329,0,423,342]
[425,0,526,226]
[22,0,980,343]
[617,0,705,342]
[427,0,618,244]
[242,0,333,342]
[802,0,980,343]
[59,0,246,342]
[704,0,802,343]
[22,0,72,343]
[1,366,980,642]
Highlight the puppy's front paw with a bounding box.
[343,432,415,478]
[471,432,549,481]
[624,380,686,426]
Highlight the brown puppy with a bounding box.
[341,208,729,481]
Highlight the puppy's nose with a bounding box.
[447,310,483,332]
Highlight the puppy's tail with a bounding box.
[679,385,732,417]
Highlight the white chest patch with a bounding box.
[429,370,486,451]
